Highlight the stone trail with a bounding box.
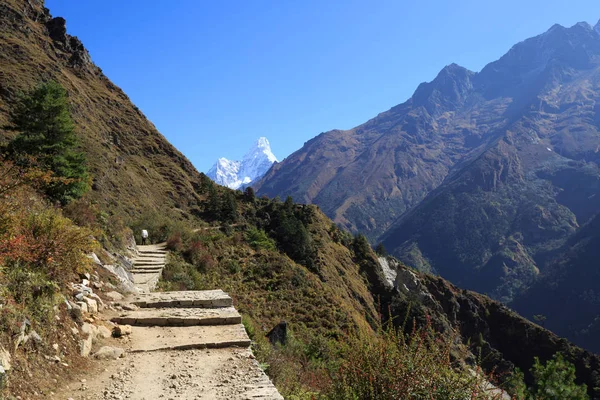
[61,243,283,400]
[129,244,167,293]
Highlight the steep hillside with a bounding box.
[257,20,600,304]
[511,213,600,354]
[387,261,600,398]
[0,0,204,220]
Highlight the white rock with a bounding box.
[93,346,124,360]
[76,301,89,313]
[0,345,11,371]
[81,323,98,338]
[83,298,98,314]
[97,326,112,339]
[80,335,93,357]
[105,291,124,301]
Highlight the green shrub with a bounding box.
[246,227,276,251]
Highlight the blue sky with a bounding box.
[46,0,600,172]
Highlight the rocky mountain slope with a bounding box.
[0,0,205,221]
[256,20,600,305]
[207,137,277,189]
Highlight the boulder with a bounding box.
[0,345,11,372]
[97,326,112,339]
[93,346,124,360]
[89,253,103,267]
[81,322,98,338]
[105,291,124,301]
[79,335,93,357]
[76,301,88,314]
[83,297,98,314]
[112,325,132,338]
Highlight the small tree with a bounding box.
[5,81,89,204]
[352,234,372,262]
[243,186,255,203]
[375,242,388,257]
[529,353,588,400]
[533,314,547,327]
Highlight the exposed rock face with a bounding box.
[256,20,600,307]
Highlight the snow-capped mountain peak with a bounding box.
[206,137,278,189]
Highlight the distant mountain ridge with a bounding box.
[256,19,600,315]
[207,137,277,189]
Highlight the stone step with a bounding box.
[128,290,233,308]
[128,324,251,352]
[111,307,241,326]
[131,269,164,274]
[133,261,165,267]
[137,248,167,252]
[137,252,167,257]
[131,265,164,271]
[134,257,166,262]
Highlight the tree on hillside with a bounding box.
[5,81,90,204]
[221,191,239,223]
[375,242,388,257]
[206,184,221,220]
[243,186,255,203]
[529,353,588,400]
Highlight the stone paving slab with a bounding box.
[133,273,160,284]
[112,307,242,326]
[128,290,233,308]
[129,324,251,352]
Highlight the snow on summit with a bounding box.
[207,137,278,189]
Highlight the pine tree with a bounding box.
[5,81,89,204]
[206,184,221,220]
[243,186,255,203]
[529,353,588,400]
[221,191,239,223]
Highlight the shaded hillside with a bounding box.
[388,263,600,398]
[258,19,600,304]
[511,212,600,354]
[0,0,204,220]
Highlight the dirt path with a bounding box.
[56,247,283,400]
[61,347,279,400]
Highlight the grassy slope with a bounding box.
[0,0,203,222]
